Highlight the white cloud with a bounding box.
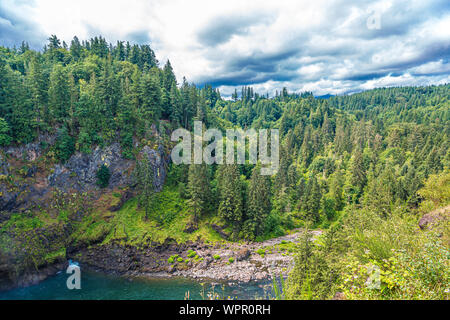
[409,60,450,75]
[1,0,449,96]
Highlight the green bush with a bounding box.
[285,206,450,300]
[213,254,221,260]
[0,118,12,146]
[55,127,75,162]
[228,257,235,263]
[168,254,179,264]
[187,250,197,258]
[256,248,266,257]
[96,164,111,188]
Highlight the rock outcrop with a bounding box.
[1,139,168,212]
[48,143,134,192]
[418,205,449,230]
[0,135,170,290]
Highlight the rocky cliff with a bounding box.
[0,134,170,290]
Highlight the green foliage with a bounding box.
[418,171,450,212]
[245,163,272,239]
[217,164,244,239]
[134,157,155,220]
[96,164,111,188]
[256,248,266,257]
[55,126,75,162]
[286,225,340,300]
[187,163,211,220]
[168,254,178,264]
[0,117,12,146]
[1,36,449,301]
[286,193,450,300]
[187,250,197,258]
[272,274,286,300]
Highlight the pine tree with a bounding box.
[169,85,182,125]
[48,64,70,123]
[117,77,136,158]
[0,117,11,146]
[217,164,243,238]
[187,163,211,221]
[139,70,162,124]
[27,56,48,133]
[329,170,344,211]
[247,164,271,238]
[304,176,321,222]
[70,36,82,61]
[135,156,155,220]
[348,147,366,201]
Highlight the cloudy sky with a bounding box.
[1,0,449,96]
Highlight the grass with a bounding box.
[0,210,68,270]
[72,185,226,247]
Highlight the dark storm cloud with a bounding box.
[227,49,301,73]
[195,0,450,95]
[203,69,297,87]
[344,72,390,82]
[196,47,302,86]
[0,0,46,49]
[197,13,273,47]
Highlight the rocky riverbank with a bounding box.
[72,229,322,284]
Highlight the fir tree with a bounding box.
[247,164,272,238]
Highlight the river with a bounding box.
[0,268,272,300]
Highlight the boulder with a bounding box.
[184,221,198,233]
[236,248,250,261]
[168,265,176,273]
[333,292,346,300]
[418,206,449,230]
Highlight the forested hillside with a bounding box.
[0,36,448,299]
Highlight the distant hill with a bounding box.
[315,94,335,99]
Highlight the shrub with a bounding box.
[228,257,235,263]
[256,248,266,257]
[55,127,75,162]
[187,250,196,258]
[96,164,111,188]
[168,254,179,264]
[0,118,12,146]
[213,254,221,260]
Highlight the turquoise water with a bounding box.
[0,269,271,300]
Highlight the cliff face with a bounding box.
[0,135,170,290]
[0,138,168,212]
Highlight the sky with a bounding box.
[1,0,450,97]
